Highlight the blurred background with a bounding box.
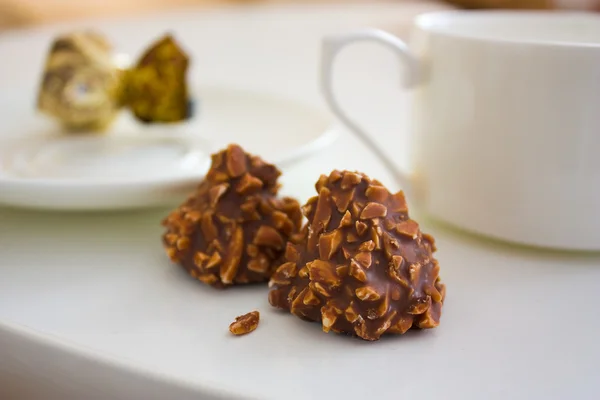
[0,0,598,31]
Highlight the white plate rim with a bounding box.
[0,84,339,210]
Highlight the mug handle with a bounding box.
[321,29,421,195]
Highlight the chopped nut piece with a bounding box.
[201,213,218,243]
[423,233,438,252]
[198,274,218,285]
[194,252,209,267]
[269,261,297,286]
[360,202,388,219]
[355,286,382,301]
[340,172,362,189]
[345,302,360,323]
[185,211,202,223]
[365,185,389,203]
[298,266,309,278]
[315,174,329,193]
[247,255,270,273]
[310,282,331,297]
[274,262,297,279]
[407,296,432,315]
[321,303,338,333]
[375,294,390,318]
[389,267,411,288]
[390,255,404,270]
[370,227,381,249]
[229,311,260,336]
[329,170,343,183]
[304,289,321,306]
[396,220,420,239]
[176,237,190,251]
[349,260,368,282]
[254,226,285,249]
[336,265,349,278]
[225,145,247,178]
[287,286,298,304]
[342,247,353,260]
[284,242,300,263]
[355,221,368,236]
[333,188,355,213]
[339,210,353,228]
[165,233,178,245]
[166,247,178,261]
[307,260,341,287]
[217,214,232,225]
[208,184,229,207]
[382,231,400,260]
[350,202,363,219]
[374,311,396,335]
[220,226,244,284]
[354,319,377,341]
[247,244,259,257]
[312,188,333,233]
[389,191,408,213]
[272,211,294,235]
[207,239,224,254]
[319,230,343,260]
[409,263,422,284]
[346,232,359,243]
[358,240,375,252]
[384,219,396,231]
[388,316,413,334]
[424,283,443,303]
[354,252,372,268]
[236,173,263,194]
[205,252,222,269]
[290,287,309,316]
[301,203,313,218]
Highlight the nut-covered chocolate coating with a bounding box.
[162,144,302,288]
[268,170,446,341]
[125,34,191,123]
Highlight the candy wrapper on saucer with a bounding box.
[36,31,126,132]
[36,31,193,134]
[124,34,193,124]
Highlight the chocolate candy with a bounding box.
[268,170,446,341]
[36,31,125,131]
[125,34,191,123]
[37,31,193,132]
[162,144,302,288]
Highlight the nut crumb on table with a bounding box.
[229,311,260,336]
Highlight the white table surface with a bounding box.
[1,2,599,400]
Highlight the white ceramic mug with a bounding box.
[321,11,600,251]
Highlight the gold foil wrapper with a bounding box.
[37,32,192,133]
[125,34,191,123]
[37,31,125,132]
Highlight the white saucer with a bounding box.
[0,85,337,210]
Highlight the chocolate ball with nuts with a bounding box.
[268,170,446,341]
[162,144,302,288]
